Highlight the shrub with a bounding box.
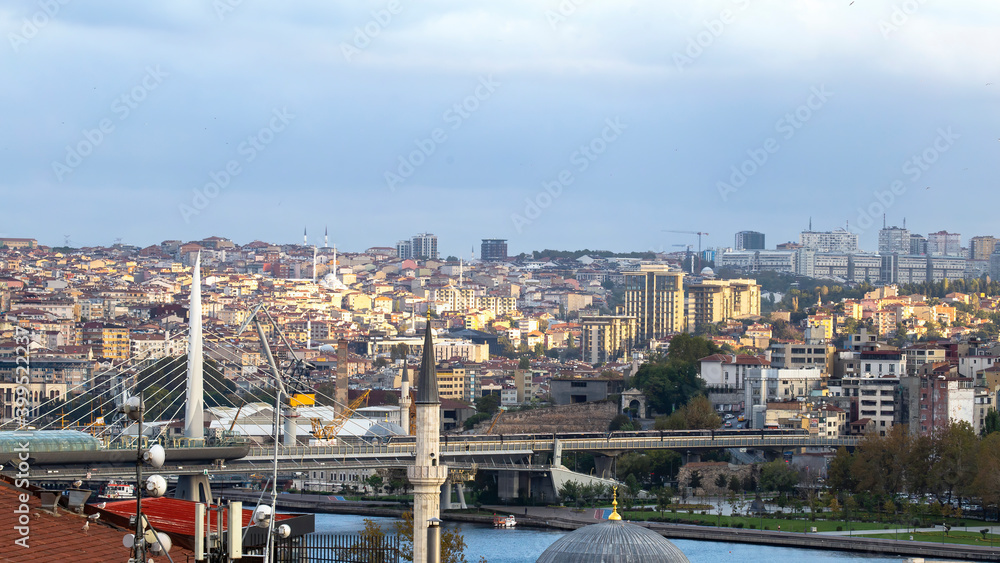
[749,523,756,529]
[836,526,843,532]
[764,526,770,530]
[735,522,744,528]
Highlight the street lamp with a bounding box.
[120,393,171,563]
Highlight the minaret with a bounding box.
[399,362,411,436]
[332,244,338,281]
[324,226,329,248]
[407,319,447,563]
[303,226,308,246]
[184,252,204,440]
[312,246,317,283]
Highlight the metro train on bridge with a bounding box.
[380,427,810,446]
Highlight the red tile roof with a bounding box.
[0,476,195,562]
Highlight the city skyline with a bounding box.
[2,2,999,257]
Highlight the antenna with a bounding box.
[809,217,812,231]
[883,214,886,229]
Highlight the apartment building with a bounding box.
[623,265,685,341]
[580,315,637,364]
[686,278,761,332]
[841,373,899,436]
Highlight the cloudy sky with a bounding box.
[2,1,998,257]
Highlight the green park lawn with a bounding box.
[619,508,997,534]
[864,529,1000,547]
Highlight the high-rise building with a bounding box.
[686,278,761,332]
[927,231,961,257]
[878,226,910,254]
[396,239,413,260]
[580,315,637,364]
[969,236,997,261]
[799,229,858,253]
[480,239,508,261]
[909,234,928,255]
[623,265,685,341]
[734,231,765,251]
[411,233,438,260]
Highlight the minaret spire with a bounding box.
[408,318,446,562]
[324,226,329,248]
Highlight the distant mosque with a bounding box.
[535,490,690,563]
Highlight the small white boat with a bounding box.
[493,514,517,528]
[94,480,136,502]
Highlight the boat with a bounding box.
[92,480,136,502]
[493,514,517,528]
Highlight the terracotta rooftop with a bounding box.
[0,475,195,562]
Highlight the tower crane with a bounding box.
[310,389,371,440]
[662,230,709,272]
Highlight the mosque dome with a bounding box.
[536,492,690,563]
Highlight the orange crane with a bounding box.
[662,230,709,272]
[486,410,503,434]
[310,390,371,440]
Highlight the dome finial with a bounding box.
[609,486,621,521]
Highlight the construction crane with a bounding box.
[310,389,371,440]
[662,230,709,272]
[486,410,503,434]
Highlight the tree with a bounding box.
[633,360,706,416]
[475,394,500,415]
[393,511,484,563]
[365,474,384,494]
[517,356,530,370]
[348,518,397,563]
[609,414,635,432]
[688,470,703,491]
[729,476,742,494]
[759,461,799,495]
[982,409,1000,436]
[715,474,729,490]
[666,333,722,364]
[653,395,720,430]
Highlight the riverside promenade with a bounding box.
[215,490,1000,561]
[486,505,1000,562]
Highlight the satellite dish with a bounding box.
[145,475,167,497]
[150,532,172,553]
[318,344,336,354]
[277,524,291,538]
[144,444,165,468]
[123,534,135,549]
[252,505,272,528]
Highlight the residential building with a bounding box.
[550,377,624,405]
[899,373,974,435]
[878,226,910,254]
[718,250,796,274]
[411,233,438,260]
[768,340,832,375]
[480,239,508,262]
[927,231,961,257]
[969,236,997,261]
[904,343,947,373]
[698,353,770,390]
[686,278,761,332]
[909,234,928,255]
[735,231,765,251]
[80,321,130,361]
[580,315,637,364]
[841,373,899,436]
[623,265,685,341]
[799,229,858,253]
[396,239,413,260]
[744,368,824,424]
